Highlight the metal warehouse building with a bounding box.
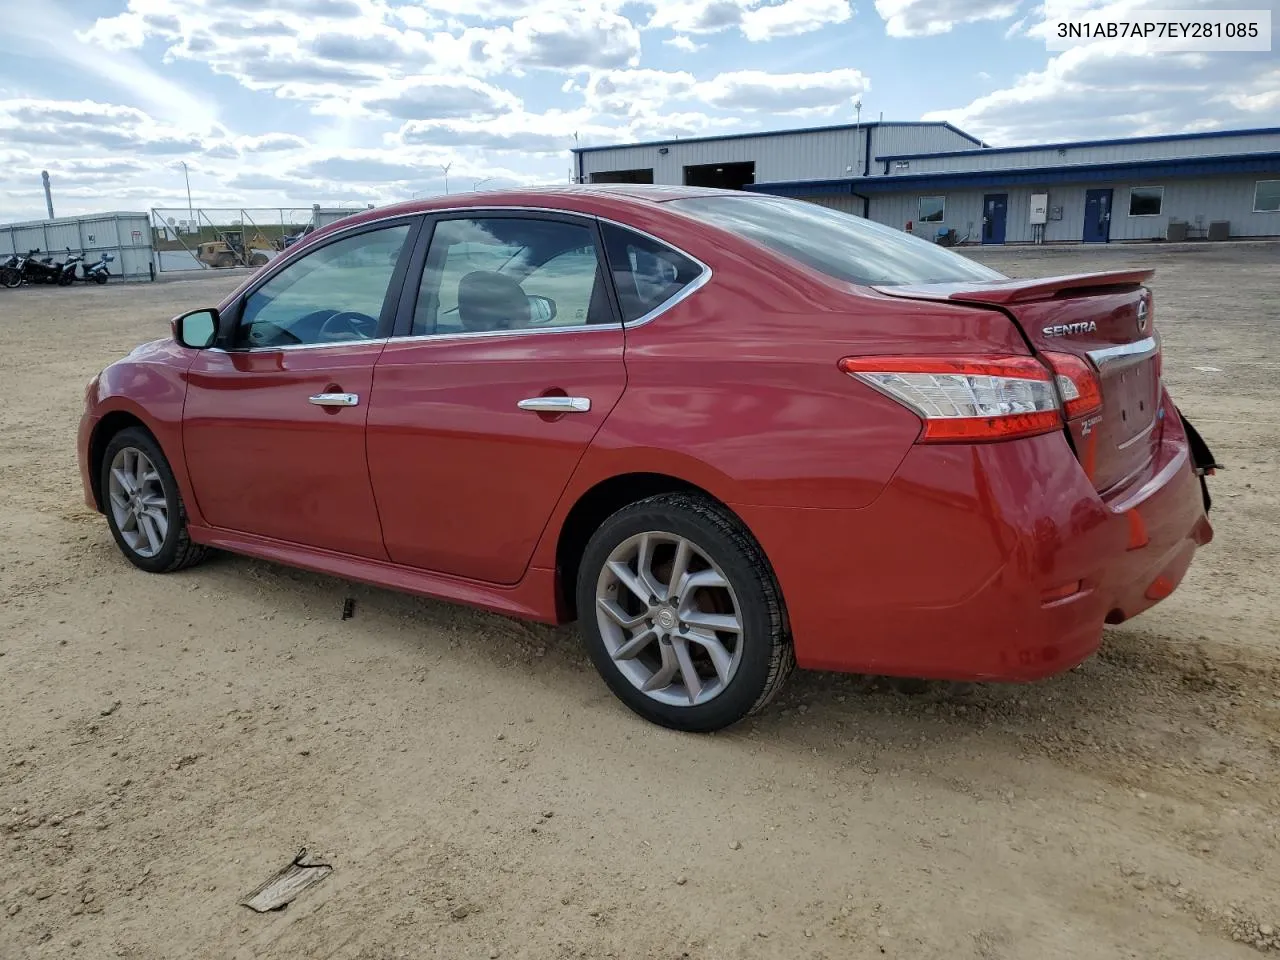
[573,122,1280,244]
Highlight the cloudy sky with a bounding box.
[0,0,1276,221]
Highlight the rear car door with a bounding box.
[365,212,627,584]
[182,218,419,558]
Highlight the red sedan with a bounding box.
[78,186,1217,731]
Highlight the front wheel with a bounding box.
[576,493,793,732]
[100,427,207,574]
[1,269,19,288]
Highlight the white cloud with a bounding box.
[237,133,311,152]
[362,76,521,120]
[874,0,1020,37]
[696,68,869,113]
[741,0,853,41]
[0,99,217,155]
[478,9,642,72]
[571,70,699,116]
[643,0,852,40]
[664,35,705,51]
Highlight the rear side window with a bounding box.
[601,223,703,323]
[668,195,1004,286]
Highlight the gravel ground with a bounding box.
[2,243,1279,960]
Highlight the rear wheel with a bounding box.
[92,271,108,285]
[576,493,793,732]
[101,427,207,574]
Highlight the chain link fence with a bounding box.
[150,205,373,272]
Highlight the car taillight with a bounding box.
[1041,352,1103,419]
[837,355,1063,443]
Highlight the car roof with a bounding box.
[312,184,733,234]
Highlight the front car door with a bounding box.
[182,218,419,558]
[366,212,630,585]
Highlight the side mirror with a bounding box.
[173,308,219,349]
[527,294,557,325]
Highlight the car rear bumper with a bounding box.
[734,391,1212,682]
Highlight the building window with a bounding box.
[1254,180,1280,213]
[1128,186,1164,217]
[918,196,945,223]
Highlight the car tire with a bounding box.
[576,493,793,732]
[100,427,207,574]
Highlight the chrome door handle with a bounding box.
[517,396,591,413]
[309,392,359,407]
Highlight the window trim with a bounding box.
[214,214,423,352]
[1127,185,1165,218]
[1253,179,1280,214]
[918,195,946,224]
[387,207,711,342]
[391,208,620,341]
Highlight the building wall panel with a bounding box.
[580,129,867,185]
[864,176,1280,242]
[885,132,1280,175]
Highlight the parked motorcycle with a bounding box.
[21,249,66,285]
[81,252,113,284]
[59,248,85,286]
[0,253,22,288]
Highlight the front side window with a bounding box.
[669,194,1004,286]
[918,196,945,223]
[600,223,703,323]
[234,224,411,349]
[1128,186,1164,217]
[1254,180,1280,213]
[411,217,612,336]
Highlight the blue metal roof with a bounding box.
[874,126,1280,162]
[748,151,1280,197]
[571,121,985,155]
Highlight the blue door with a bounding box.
[1083,188,1113,243]
[982,194,1008,244]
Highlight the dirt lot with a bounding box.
[2,243,1279,960]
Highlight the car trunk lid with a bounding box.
[875,270,1161,495]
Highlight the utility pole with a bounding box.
[181,160,193,228]
[472,177,493,191]
[853,99,863,178]
[41,170,54,219]
[571,131,579,183]
[440,162,452,195]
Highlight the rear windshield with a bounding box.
[668,194,1005,286]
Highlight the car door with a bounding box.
[182,218,419,558]
[365,212,627,585]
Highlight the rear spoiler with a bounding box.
[873,269,1155,305]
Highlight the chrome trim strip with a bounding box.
[309,392,359,407]
[1087,335,1158,372]
[207,337,390,355]
[518,396,591,413]
[1116,417,1157,450]
[387,324,617,346]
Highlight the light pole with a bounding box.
[180,160,193,230]
[472,177,493,191]
[440,162,453,195]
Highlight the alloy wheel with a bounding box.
[107,447,169,559]
[595,531,744,707]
